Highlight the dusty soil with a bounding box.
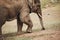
[1,30,60,40]
[32,30,60,40]
[20,30,60,40]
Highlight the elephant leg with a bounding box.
[0,20,6,35]
[0,25,4,40]
[0,21,6,35]
[37,12,45,30]
[17,16,23,34]
[0,20,6,40]
[20,4,33,33]
[0,18,6,35]
[20,14,33,33]
[25,16,33,33]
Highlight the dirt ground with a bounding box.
[19,30,60,40]
[1,5,60,40]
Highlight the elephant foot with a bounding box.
[41,28,45,30]
[17,31,23,35]
[26,29,32,33]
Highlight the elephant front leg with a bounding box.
[26,16,33,33]
[20,14,33,33]
[17,17,23,34]
[0,22,3,40]
[0,19,6,35]
[20,4,33,33]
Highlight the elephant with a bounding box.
[0,0,33,35]
[27,0,45,30]
[0,0,45,35]
[17,0,45,34]
[16,0,45,34]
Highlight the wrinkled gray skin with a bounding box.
[0,0,33,35]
